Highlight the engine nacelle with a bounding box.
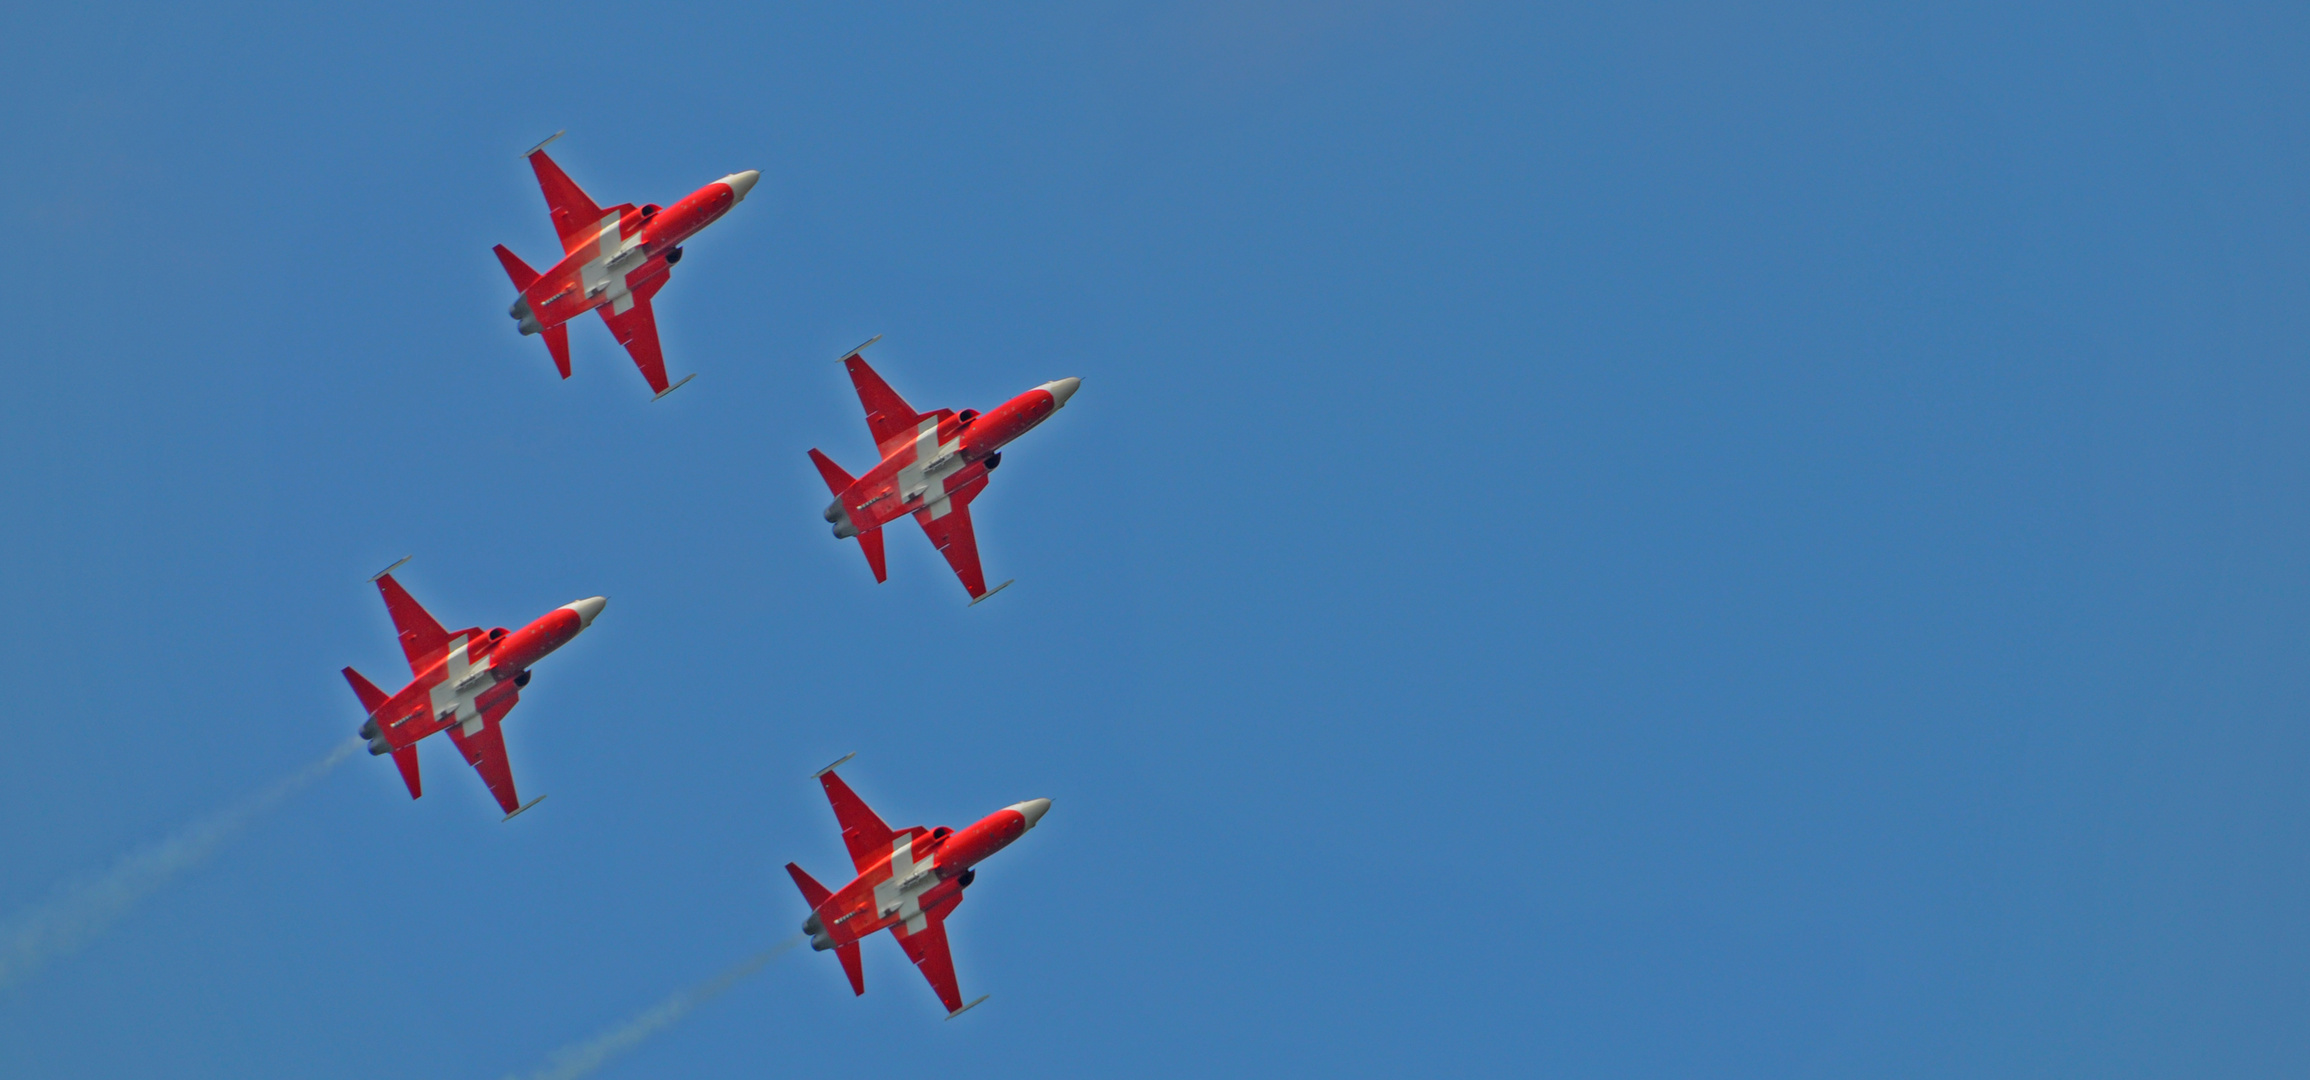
[810,931,838,952]
[366,735,393,756]
[983,452,1002,471]
[664,245,684,265]
[359,718,379,740]
[513,669,532,688]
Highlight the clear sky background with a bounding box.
[3,2,2307,1077]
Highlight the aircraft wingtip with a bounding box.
[503,794,548,821]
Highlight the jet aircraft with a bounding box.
[492,133,758,398]
[807,339,1080,603]
[786,756,1051,1018]
[341,559,605,819]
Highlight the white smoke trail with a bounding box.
[507,937,803,1080]
[0,738,361,990]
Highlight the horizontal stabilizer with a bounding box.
[806,448,856,496]
[785,862,833,909]
[341,666,390,715]
[390,744,421,800]
[947,995,990,1020]
[543,324,571,379]
[858,528,887,583]
[492,244,541,291]
[837,942,865,996]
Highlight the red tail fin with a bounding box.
[390,745,421,800]
[837,942,865,996]
[785,862,833,909]
[807,448,855,495]
[341,666,390,714]
[491,244,540,291]
[808,449,886,582]
[543,323,571,379]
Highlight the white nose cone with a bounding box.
[1008,798,1052,830]
[1038,378,1081,409]
[562,596,607,630]
[720,170,760,202]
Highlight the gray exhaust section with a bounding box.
[366,735,393,756]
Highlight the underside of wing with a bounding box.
[914,475,992,600]
[597,273,672,394]
[444,694,523,816]
[529,148,613,253]
[374,573,454,674]
[843,353,926,449]
[817,770,898,874]
[891,895,966,1014]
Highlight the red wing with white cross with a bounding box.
[339,560,606,820]
[783,759,1052,1018]
[491,134,757,399]
[804,339,1082,604]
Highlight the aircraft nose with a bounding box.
[1008,798,1052,830]
[722,170,761,202]
[1039,378,1081,409]
[562,596,608,630]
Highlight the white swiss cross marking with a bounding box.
[873,834,937,935]
[576,212,645,314]
[426,635,498,736]
[896,419,966,517]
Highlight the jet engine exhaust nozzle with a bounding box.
[366,735,393,756]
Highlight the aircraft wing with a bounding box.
[817,769,901,874]
[529,147,627,254]
[443,693,524,816]
[374,573,454,674]
[843,353,928,450]
[597,272,673,395]
[914,474,993,600]
[890,893,967,1014]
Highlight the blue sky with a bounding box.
[3,2,2308,1077]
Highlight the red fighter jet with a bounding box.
[807,338,1081,603]
[786,756,1051,1018]
[492,132,758,399]
[341,558,606,820]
